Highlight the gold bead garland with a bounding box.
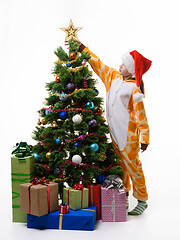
[67,65,84,72]
[52,176,70,182]
[49,88,92,98]
[56,52,80,65]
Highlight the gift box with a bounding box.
[85,184,101,220]
[11,155,34,222]
[63,185,89,210]
[59,203,69,214]
[101,186,126,222]
[20,179,59,217]
[27,206,97,231]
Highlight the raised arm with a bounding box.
[79,43,120,91]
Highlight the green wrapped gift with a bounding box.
[11,155,34,222]
[63,185,89,210]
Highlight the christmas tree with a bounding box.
[32,20,123,196]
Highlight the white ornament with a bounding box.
[133,92,144,103]
[72,155,82,164]
[72,114,82,124]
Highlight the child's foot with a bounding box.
[126,197,129,209]
[128,201,148,215]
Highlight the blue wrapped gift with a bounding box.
[27,206,97,231]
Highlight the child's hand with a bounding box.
[140,143,148,152]
[64,40,85,52]
[64,40,81,47]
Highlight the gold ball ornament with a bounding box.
[71,99,76,106]
[37,118,41,126]
[69,52,76,60]
[100,152,107,162]
[46,152,51,159]
[51,121,58,128]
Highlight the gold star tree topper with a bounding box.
[60,19,82,42]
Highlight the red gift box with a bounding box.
[101,186,126,222]
[85,184,101,220]
[59,204,69,214]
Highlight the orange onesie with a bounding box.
[83,47,149,201]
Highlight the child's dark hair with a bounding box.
[132,77,145,95]
[140,80,145,95]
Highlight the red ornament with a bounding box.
[76,101,85,108]
[42,164,50,175]
[41,119,45,125]
[69,52,76,59]
[56,76,60,82]
[97,109,103,115]
[59,173,63,178]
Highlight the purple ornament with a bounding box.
[81,60,86,66]
[79,176,83,181]
[88,119,97,127]
[66,83,75,90]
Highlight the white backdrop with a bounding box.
[1,0,180,239]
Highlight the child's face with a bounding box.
[119,64,131,77]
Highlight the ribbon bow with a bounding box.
[73,184,84,190]
[12,142,32,157]
[28,177,50,214]
[31,177,49,185]
[103,175,124,193]
[61,203,67,206]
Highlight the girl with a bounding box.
[78,42,152,215]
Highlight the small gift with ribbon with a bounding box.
[101,175,126,222]
[59,203,69,214]
[63,184,89,211]
[20,177,59,217]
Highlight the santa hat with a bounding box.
[122,50,152,87]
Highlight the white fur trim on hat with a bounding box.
[122,52,135,75]
[133,92,144,103]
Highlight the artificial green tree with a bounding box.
[32,40,123,196]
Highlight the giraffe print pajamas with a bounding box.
[83,47,149,201]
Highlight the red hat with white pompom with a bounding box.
[122,50,152,87]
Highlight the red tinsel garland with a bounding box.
[41,107,102,116]
[37,132,106,151]
[58,132,106,150]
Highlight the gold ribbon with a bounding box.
[59,213,63,229]
[56,53,80,65]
